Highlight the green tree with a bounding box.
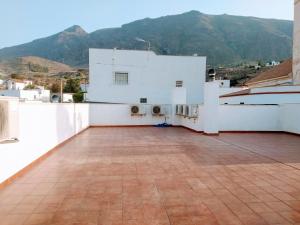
[63,79,81,93]
[73,92,84,103]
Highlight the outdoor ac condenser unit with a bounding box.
[189,105,199,118]
[130,105,146,116]
[0,99,19,142]
[179,105,184,116]
[152,105,165,116]
[184,105,190,117]
[175,105,180,115]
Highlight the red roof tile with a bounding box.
[245,59,292,86]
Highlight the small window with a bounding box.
[140,98,147,103]
[114,72,128,85]
[176,80,183,87]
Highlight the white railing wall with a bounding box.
[89,104,172,126]
[280,104,300,134]
[0,103,89,184]
[1,101,300,185]
[219,105,281,132]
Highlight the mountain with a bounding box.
[0,56,74,77]
[0,11,293,66]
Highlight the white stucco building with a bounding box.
[0,89,50,102]
[87,49,206,104]
[6,79,33,90]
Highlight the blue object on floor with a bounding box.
[154,123,172,128]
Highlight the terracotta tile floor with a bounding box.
[1,127,300,225]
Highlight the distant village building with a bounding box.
[88,49,206,104]
[220,86,300,105]
[51,93,73,103]
[0,79,50,102]
[6,79,33,90]
[0,89,50,102]
[265,61,280,67]
[219,59,300,104]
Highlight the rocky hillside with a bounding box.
[0,11,293,66]
[0,56,74,77]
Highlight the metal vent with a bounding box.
[176,80,183,87]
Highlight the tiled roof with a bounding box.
[245,59,292,86]
[220,89,251,98]
[220,88,300,98]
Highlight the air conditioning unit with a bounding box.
[152,105,165,116]
[175,105,180,115]
[184,105,190,117]
[0,99,19,142]
[130,105,146,116]
[188,105,199,118]
[179,105,184,116]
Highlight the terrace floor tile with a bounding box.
[1,127,300,225]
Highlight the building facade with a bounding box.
[294,0,300,84]
[0,89,50,102]
[6,80,33,90]
[87,49,206,104]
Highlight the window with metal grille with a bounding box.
[176,80,183,87]
[114,72,128,85]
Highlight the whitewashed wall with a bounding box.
[88,49,206,104]
[280,104,300,134]
[1,100,300,184]
[89,104,172,126]
[220,94,300,105]
[0,103,89,184]
[219,105,281,131]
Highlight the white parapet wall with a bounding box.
[280,104,300,134]
[175,105,204,132]
[89,103,172,126]
[219,105,281,132]
[0,102,89,184]
[1,99,300,185]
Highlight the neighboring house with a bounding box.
[220,86,300,105]
[0,89,50,102]
[88,49,206,104]
[219,59,300,105]
[245,59,292,88]
[51,93,73,103]
[6,79,33,90]
[266,61,280,67]
[0,80,50,101]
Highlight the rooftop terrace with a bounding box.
[1,127,300,225]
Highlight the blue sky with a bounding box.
[0,0,294,49]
